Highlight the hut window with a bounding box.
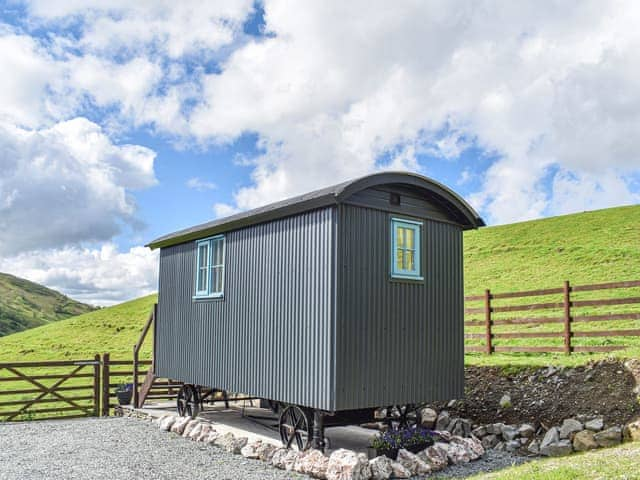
[390,218,423,280]
[194,235,225,298]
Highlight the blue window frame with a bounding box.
[194,235,225,298]
[390,218,423,280]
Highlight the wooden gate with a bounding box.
[0,356,100,421]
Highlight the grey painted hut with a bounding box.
[147,171,484,449]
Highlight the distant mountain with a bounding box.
[0,272,96,337]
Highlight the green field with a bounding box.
[470,442,640,480]
[0,272,95,337]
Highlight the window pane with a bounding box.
[197,267,207,291]
[406,250,415,271]
[396,226,405,248]
[396,249,404,270]
[212,266,223,294]
[405,228,414,250]
[198,244,208,268]
[212,239,222,265]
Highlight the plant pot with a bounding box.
[116,389,133,405]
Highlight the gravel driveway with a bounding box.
[0,417,306,480]
[0,417,529,480]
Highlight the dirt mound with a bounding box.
[434,359,640,428]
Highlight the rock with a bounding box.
[527,439,540,455]
[188,422,205,440]
[256,442,278,462]
[436,441,471,464]
[396,449,431,476]
[295,449,329,478]
[170,416,191,435]
[204,430,219,444]
[325,449,372,480]
[369,456,393,480]
[447,399,457,408]
[420,408,438,429]
[594,427,622,447]
[417,445,448,471]
[488,423,504,435]
[623,420,640,442]
[505,440,520,452]
[519,437,529,446]
[390,462,411,479]
[585,418,604,432]
[196,424,213,442]
[494,441,505,451]
[518,424,535,439]
[471,426,487,438]
[501,425,519,441]
[573,430,598,451]
[451,419,471,437]
[435,411,451,431]
[214,432,248,454]
[450,436,484,460]
[158,414,177,431]
[445,419,457,433]
[481,434,499,449]
[541,439,573,457]
[559,419,583,439]
[271,448,293,469]
[540,427,560,451]
[463,436,485,459]
[182,419,200,438]
[240,440,263,459]
[434,430,452,442]
[499,394,512,409]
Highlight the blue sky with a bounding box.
[0,1,638,304]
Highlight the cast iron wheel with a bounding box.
[279,405,313,451]
[384,404,419,429]
[177,384,201,417]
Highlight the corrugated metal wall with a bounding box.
[156,207,336,411]
[335,204,464,410]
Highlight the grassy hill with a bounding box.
[0,294,156,362]
[464,204,640,294]
[0,204,637,365]
[0,272,96,337]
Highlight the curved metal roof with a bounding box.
[147,171,484,249]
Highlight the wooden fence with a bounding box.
[465,279,640,354]
[0,354,177,422]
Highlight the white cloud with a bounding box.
[0,244,158,306]
[24,0,254,59]
[0,32,59,127]
[0,117,157,255]
[186,177,217,191]
[186,0,640,223]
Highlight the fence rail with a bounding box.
[465,279,640,355]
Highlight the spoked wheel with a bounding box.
[384,404,420,430]
[279,405,313,451]
[177,384,201,417]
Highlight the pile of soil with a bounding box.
[434,359,640,428]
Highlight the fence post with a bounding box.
[101,352,110,416]
[92,354,100,417]
[563,280,572,354]
[484,289,493,354]
[133,346,139,408]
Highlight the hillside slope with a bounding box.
[0,294,156,361]
[464,204,640,294]
[0,272,95,337]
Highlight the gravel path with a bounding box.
[0,417,530,480]
[0,417,305,480]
